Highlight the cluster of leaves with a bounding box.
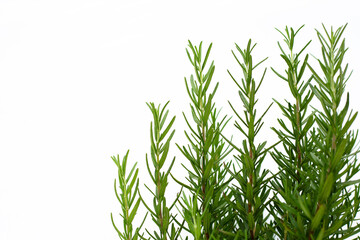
[110,24,360,240]
[111,151,146,240]
[224,40,274,239]
[138,102,184,240]
[269,24,360,240]
[305,24,360,239]
[174,41,233,239]
[269,25,316,239]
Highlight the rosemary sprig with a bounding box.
[174,41,232,240]
[139,101,183,240]
[269,25,315,239]
[225,39,273,239]
[306,23,360,239]
[111,151,147,240]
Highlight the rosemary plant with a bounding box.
[269,25,316,239]
[224,40,273,239]
[111,151,146,240]
[109,24,360,240]
[305,24,360,239]
[174,41,232,239]
[139,102,183,240]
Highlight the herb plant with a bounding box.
[224,39,273,239]
[111,151,146,240]
[110,24,360,240]
[305,24,360,239]
[269,25,316,239]
[139,102,183,240]
[173,41,232,239]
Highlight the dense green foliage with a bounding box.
[111,24,360,240]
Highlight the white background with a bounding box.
[1,0,360,239]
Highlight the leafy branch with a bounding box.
[175,40,233,240]
[139,102,184,240]
[111,151,147,240]
[225,39,274,239]
[306,23,360,240]
[269,25,316,240]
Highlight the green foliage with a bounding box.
[111,151,147,240]
[306,23,360,239]
[110,24,360,240]
[224,39,273,239]
[269,25,316,240]
[139,102,183,240]
[174,40,233,240]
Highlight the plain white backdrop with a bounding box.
[1,0,360,239]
